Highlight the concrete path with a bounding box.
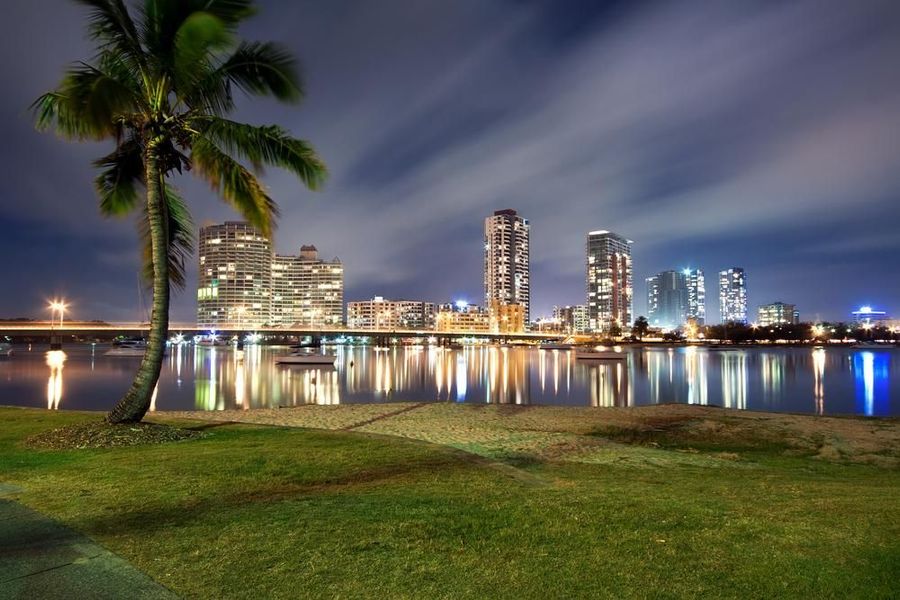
[0,485,176,600]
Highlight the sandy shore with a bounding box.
[163,403,900,467]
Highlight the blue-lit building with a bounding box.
[851,306,889,327]
[646,270,688,329]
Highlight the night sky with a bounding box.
[1,0,899,323]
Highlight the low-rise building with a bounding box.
[489,300,525,334]
[347,297,436,330]
[552,304,589,334]
[435,303,491,333]
[757,302,799,327]
[851,306,890,327]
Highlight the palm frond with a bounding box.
[33,60,142,140]
[140,0,253,76]
[192,0,256,25]
[94,136,145,215]
[218,41,303,102]
[191,137,277,237]
[75,0,145,65]
[197,118,327,189]
[173,11,232,90]
[32,92,102,140]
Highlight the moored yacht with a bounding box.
[275,350,337,365]
[574,347,627,361]
[106,339,150,357]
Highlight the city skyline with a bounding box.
[2,1,900,322]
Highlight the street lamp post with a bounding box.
[48,300,66,350]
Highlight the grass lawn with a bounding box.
[1,406,899,599]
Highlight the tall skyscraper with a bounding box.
[684,268,706,325]
[484,209,530,324]
[718,267,748,323]
[271,245,343,327]
[587,230,633,332]
[197,222,273,328]
[646,270,688,329]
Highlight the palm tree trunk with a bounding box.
[107,144,169,424]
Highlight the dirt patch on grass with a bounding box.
[164,404,900,467]
[25,421,204,450]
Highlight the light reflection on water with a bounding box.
[0,345,895,416]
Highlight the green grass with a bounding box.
[2,407,899,599]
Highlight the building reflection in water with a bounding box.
[812,348,825,415]
[853,351,889,417]
[456,352,467,402]
[235,354,246,409]
[760,352,786,404]
[194,346,220,410]
[586,361,631,407]
[684,346,708,405]
[646,348,703,406]
[46,350,66,410]
[720,352,747,410]
[24,344,894,415]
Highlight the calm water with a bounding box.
[0,344,896,416]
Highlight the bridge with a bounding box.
[0,322,567,343]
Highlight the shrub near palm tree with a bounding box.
[34,0,326,423]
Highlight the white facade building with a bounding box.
[484,209,531,324]
[718,267,748,324]
[587,230,633,332]
[271,245,343,327]
[347,297,436,330]
[197,222,272,328]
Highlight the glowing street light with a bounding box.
[48,300,68,327]
[48,299,68,350]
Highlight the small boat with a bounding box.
[105,340,147,357]
[0,342,12,357]
[575,348,627,361]
[275,351,337,365]
[852,342,887,349]
[539,342,572,350]
[196,337,228,347]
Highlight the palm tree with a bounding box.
[34,0,326,423]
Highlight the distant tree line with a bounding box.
[623,316,898,344]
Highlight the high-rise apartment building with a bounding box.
[757,302,798,327]
[484,209,531,324]
[646,268,706,329]
[684,268,706,325]
[197,222,272,327]
[347,297,436,330]
[718,267,748,324]
[646,270,688,329]
[587,231,633,332]
[271,245,343,328]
